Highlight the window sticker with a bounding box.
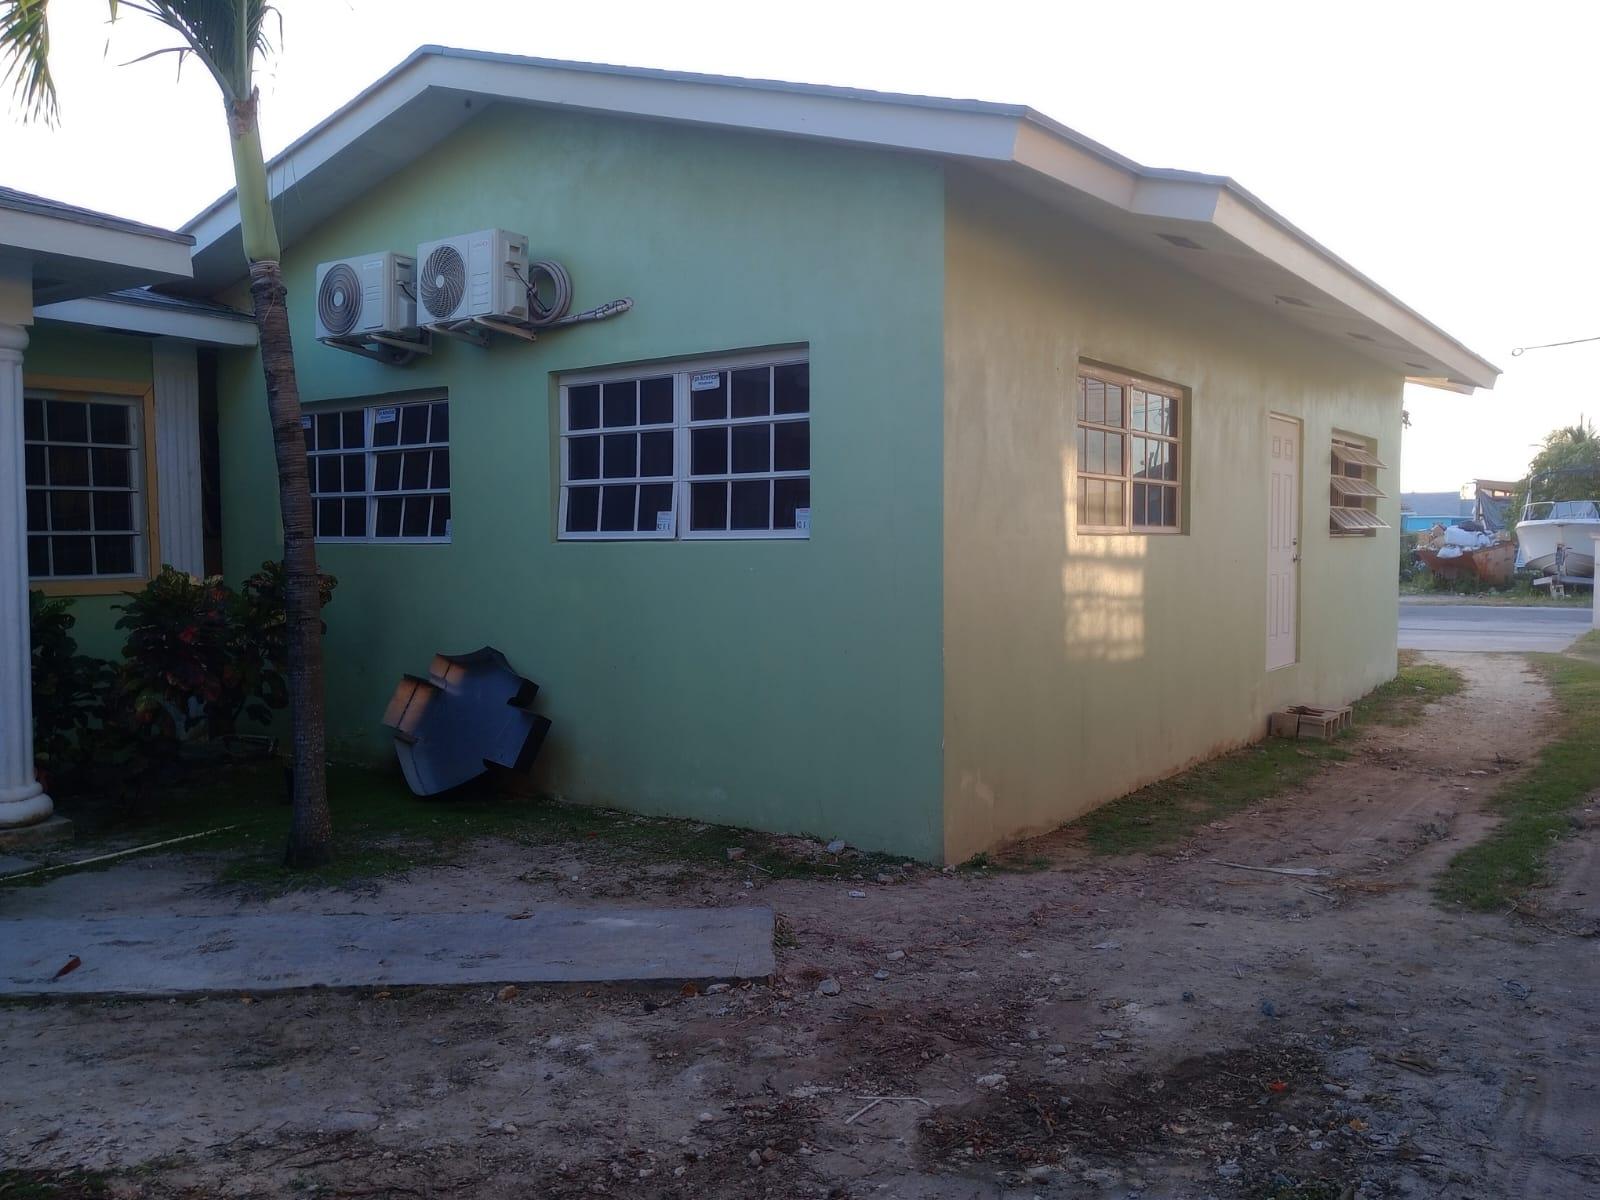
[374,406,398,424]
[690,371,721,392]
[655,511,675,534]
[794,507,811,533]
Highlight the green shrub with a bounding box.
[28,592,114,777]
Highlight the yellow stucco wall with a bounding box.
[940,169,1403,862]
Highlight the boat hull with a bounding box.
[1515,519,1599,578]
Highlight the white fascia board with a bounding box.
[0,208,193,281]
[1206,189,1497,390]
[34,297,258,347]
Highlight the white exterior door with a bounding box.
[1266,416,1300,670]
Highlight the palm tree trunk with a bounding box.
[232,92,332,867]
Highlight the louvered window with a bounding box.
[1330,436,1389,535]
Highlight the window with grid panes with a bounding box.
[1329,434,1388,536]
[24,392,147,580]
[559,353,810,540]
[305,396,450,542]
[1075,366,1183,532]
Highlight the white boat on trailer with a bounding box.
[1515,499,1599,580]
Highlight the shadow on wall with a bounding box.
[1060,471,1149,665]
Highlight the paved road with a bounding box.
[1398,602,1593,652]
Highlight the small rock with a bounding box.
[496,985,520,1003]
[876,873,894,884]
[726,847,746,861]
[976,1073,1007,1090]
[1181,990,1195,1002]
[885,950,906,963]
[1260,999,1278,1019]
[1092,941,1121,951]
[873,970,889,981]
[826,839,847,854]
[1044,1043,1067,1055]
[706,982,731,994]
[697,1111,716,1123]
[1216,1162,1242,1180]
[848,889,867,899]
[747,1149,763,1168]
[816,978,841,997]
[958,970,981,981]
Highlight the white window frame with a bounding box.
[1074,364,1186,535]
[24,389,151,583]
[558,348,811,542]
[305,392,451,545]
[1329,433,1389,537]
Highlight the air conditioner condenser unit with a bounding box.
[414,228,530,325]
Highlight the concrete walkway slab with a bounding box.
[0,906,774,997]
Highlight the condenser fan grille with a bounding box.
[420,244,467,318]
[317,263,362,336]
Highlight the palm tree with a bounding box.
[2,0,333,866]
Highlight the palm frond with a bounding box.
[117,0,277,100]
[0,0,60,124]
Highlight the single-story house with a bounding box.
[4,48,1498,860]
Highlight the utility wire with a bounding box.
[1510,334,1600,356]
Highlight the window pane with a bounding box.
[1130,391,1147,433]
[1132,483,1151,526]
[317,499,344,538]
[602,381,637,428]
[691,481,727,531]
[731,479,770,530]
[1075,427,1087,473]
[344,498,367,537]
[1104,479,1126,526]
[638,483,673,532]
[1131,437,1148,479]
[1085,430,1105,475]
[48,401,88,443]
[1104,432,1123,475]
[430,495,451,538]
[690,373,727,421]
[640,377,673,425]
[24,397,44,441]
[565,487,599,533]
[343,453,366,492]
[640,430,673,478]
[568,436,600,481]
[373,412,399,447]
[90,403,130,444]
[26,490,46,531]
[568,384,600,431]
[401,496,431,537]
[26,444,45,485]
[401,451,430,491]
[430,401,449,443]
[375,497,404,538]
[342,410,366,448]
[50,492,91,531]
[375,453,402,491]
[731,423,771,473]
[49,446,90,487]
[774,477,810,529]
[774,363,809,414]
[399,404,428,445]
[691,427,727,475]
[731,368,770,418]
[430,449,450,489]
[774,420,809,472]
[92,447,131,488]
[1105,384,1124,428]
[28,536,49,576]
[93,491,133,532]
[95,535,133,576]
[1083,378,1104,424]
[1162,485,1178,527]
[602,433,637,479]
[316,456,342,493]
[52,536,92,575]
[316,412,342,450]
[600,484,636,532]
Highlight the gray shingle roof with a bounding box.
[0,185,194,245]
[101,286,253,321]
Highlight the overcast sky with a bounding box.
[4,0,1594,492]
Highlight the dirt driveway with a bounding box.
[4,653,1599,1198]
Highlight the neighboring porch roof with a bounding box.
[177,46,1498,393]
[35,287,258,347]
[0,186,194,305]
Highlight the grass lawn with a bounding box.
[7,759,904,894]
[1399,577,1592,606]
[1074,652,1465,856]
[1437,631,1600,911]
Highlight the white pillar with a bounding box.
[0,322,51,827]
[1592,535,1600,631]
[152,341,205,577]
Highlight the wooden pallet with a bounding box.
[1268,704,1353,741]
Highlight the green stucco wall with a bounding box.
[216,106,948,858]
[940,169,1403,862]
[23,322,155,660]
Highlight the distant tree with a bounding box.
[1505,418,1600,534]
[1,0,333,866]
